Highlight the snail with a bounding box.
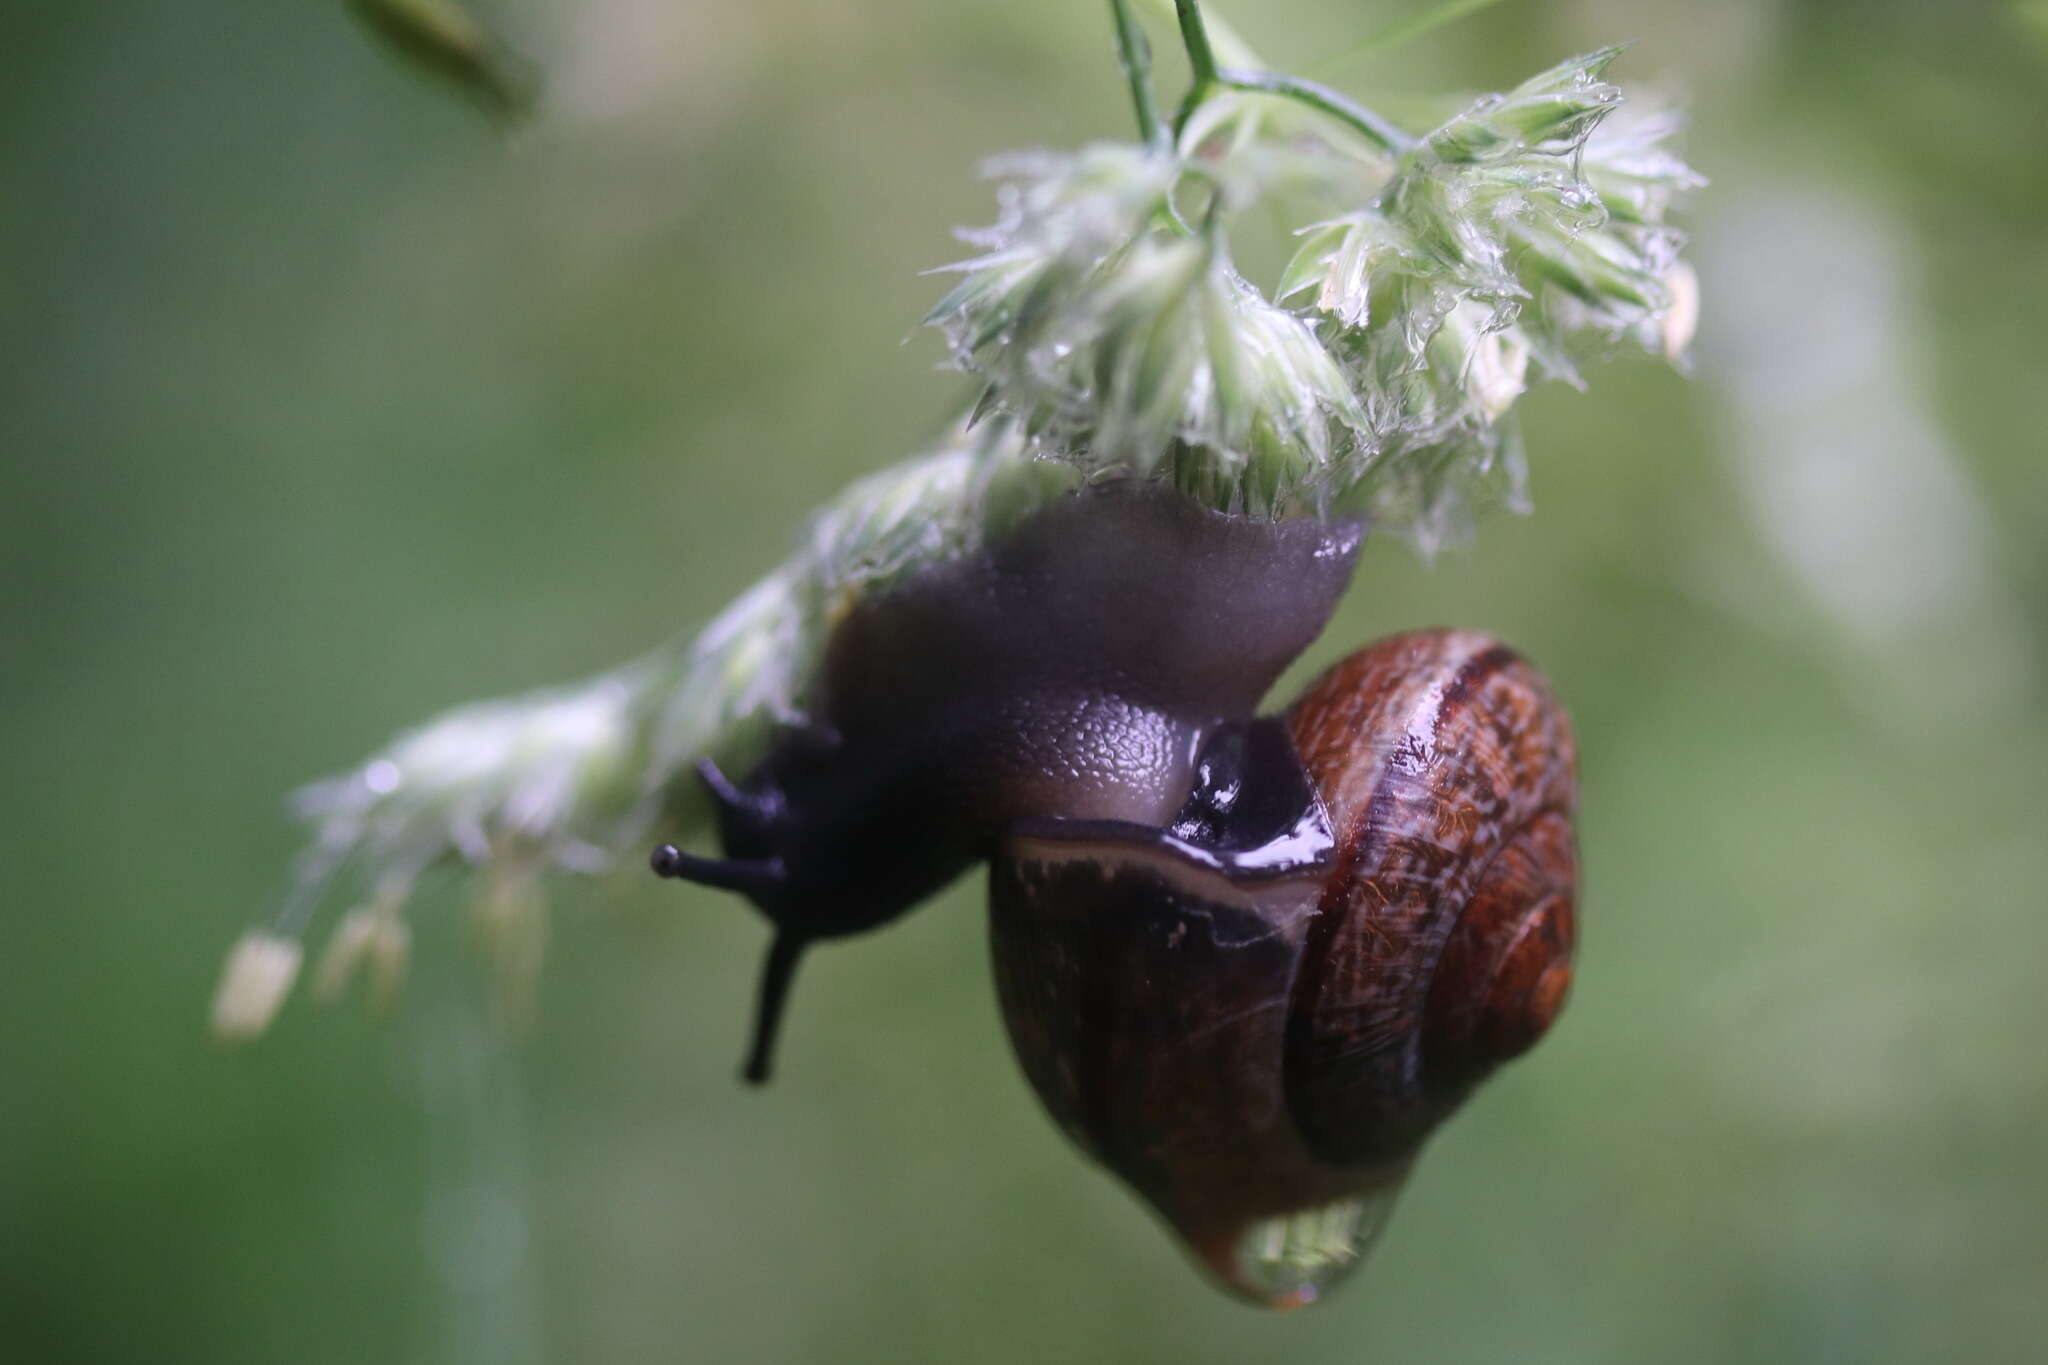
[653,481,1577,1308]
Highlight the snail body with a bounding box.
[654,485,1577,1307]
[659,483,1364,1079]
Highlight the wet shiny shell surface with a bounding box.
[1284,629,1579,1166]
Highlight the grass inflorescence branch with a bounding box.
[1108,0,1163,146]
[213,4,1701,1041]
[1172,0,1224,131]
[1213,68,1413,156]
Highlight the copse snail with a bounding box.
[653,480,1578,1308]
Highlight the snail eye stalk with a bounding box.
[648,845,786,896]
[647,845,805,1082]
[694,758,783,829]
[742,932,808,1085]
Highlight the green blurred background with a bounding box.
[7,1,2048,1360]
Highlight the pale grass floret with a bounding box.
[210,933,304,1041]
[1660,261,1701,361]
[313,879,415,1012]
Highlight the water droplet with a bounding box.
[1228,1188,1400,1309]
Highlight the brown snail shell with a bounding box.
[988,629,1578,1308]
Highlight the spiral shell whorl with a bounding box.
[1284,629,1579,1167]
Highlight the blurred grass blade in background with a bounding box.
[346,0,536,120]
[1313,0,1525,72]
